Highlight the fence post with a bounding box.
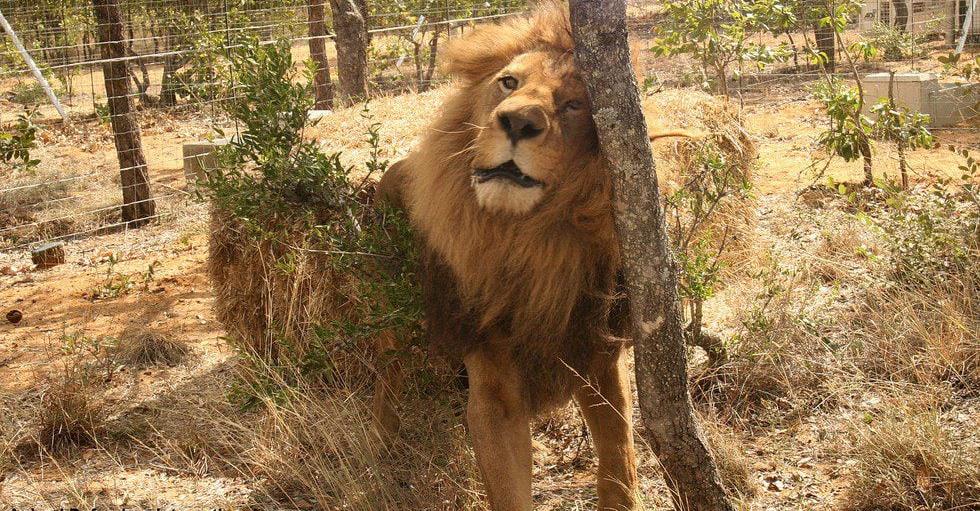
[0,10,69,121]
[92,0,155,227]
[308,0,334,109]
[329,0,369,104]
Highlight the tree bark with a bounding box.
[328,0,369,105]
[308,0,334,109]
[422,27,440,92]
[93,0,155,227]
[568,1,735,509]
[892,0,909,32]
[814,23,836,71]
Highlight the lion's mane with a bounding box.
[395,3,628,412]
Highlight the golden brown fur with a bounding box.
[394,4,623,411]
[376,3,637,509]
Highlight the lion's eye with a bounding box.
[499,76,519,92]
[562,100,583,112]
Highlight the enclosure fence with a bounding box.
[0,0,528,257]
[1,0,978,262]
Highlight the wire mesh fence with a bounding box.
[1,0,978,261]
[0,0,529,256]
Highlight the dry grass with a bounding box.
[848,278,980,393]
[692,258,837,426]
[223,365,480,509]
[0,396,21,473]
[646,89,759,279]
[207,204,482,508]
[698,410,757,499]
[208,209,374,384]
[122,358,481,510]
[113,330,189,368]
[34,370,107,452]
[842,401,980,511]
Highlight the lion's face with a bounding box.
[468,50,598,215]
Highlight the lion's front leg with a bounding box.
[574,347,638,511]
[371,329,403,443]
[464,347,533,511]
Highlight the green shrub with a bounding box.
[200,37,421,393]
[864,21,926,61]
[869,158,979,287]
[8,81,47,106]
[1,109,40,171]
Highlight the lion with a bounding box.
[371,3,687,509]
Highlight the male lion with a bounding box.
[374,3,668,509]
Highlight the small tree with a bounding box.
[651,0,752,97]
[872,71,934,189]
[813,77,875,185]
[570,0,736,508]
[92,0,155,226]
[753,0,803,71]
[330,0,369,104]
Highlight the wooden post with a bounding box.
[308,0,334,109]
[328,0,369,104]
[92,0,155,227]
[568,0,735,509]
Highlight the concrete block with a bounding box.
[31,241,65,269]
[308,109,333,122]
[862,71,979,127]
[182,138,230,189]
[863,72,938,115]
[931,83,980,126]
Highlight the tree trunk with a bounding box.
[568,1,735,510]
[93,0,155,227]
[422,26,440,92]
[814,23,836,70]
[861,140,874,186]
[328,0,369,105]
[308,0,334,109]
[160,54,185,108]
[888,71,908,189]
[892,0,909,32]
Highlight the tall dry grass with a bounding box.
[124,357,482,510]
[842,401,980,510]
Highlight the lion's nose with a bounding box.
[497,107,547,144]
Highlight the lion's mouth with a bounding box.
[472,161,544,188]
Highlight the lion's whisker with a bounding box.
[431,123,487,135]
[447,143,479,160]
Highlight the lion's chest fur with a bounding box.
[402,139,623,413]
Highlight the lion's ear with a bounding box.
[441,19,533,84]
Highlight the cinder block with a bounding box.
[308,109,333,122]
[31,242,65,269]
[862,72,938,116]
[182,138,230,189]
[862,72,978,127]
